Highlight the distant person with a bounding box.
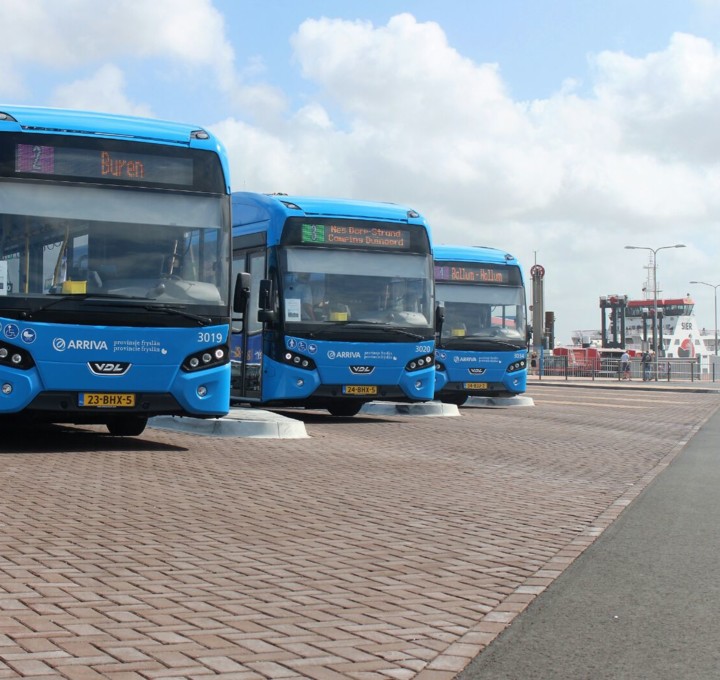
[641,350,652,381]
[620,350,631,380]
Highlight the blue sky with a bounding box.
[214,0,704,101]
[4,0,720,343]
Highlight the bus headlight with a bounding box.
[405,354,434,372]
[507,359,527,374]
[282,350,316,371]
[0,341,34,370]
[182,344,229,372]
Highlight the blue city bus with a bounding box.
[230,192,437,416]
[0,105,237,436]
[433,245,528,405]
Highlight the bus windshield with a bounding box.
[281,248,433,328]
[0,181,228,307]
[437,281,526,342]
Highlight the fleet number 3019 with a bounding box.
[198,332,224,344]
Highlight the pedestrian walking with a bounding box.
[620,350,631,380]
[641,350,652,381]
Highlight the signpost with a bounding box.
[531,264,545,375]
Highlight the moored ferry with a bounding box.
[571,295,716,358]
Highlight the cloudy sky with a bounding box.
[4,0,720,343]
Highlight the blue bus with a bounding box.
[230,192,437,416]
[0,105,238,436]
[433,245,528,405]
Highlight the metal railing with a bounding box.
[535,356,720,383]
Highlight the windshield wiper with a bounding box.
[20,293,148,319]
[485,339,524,350]
[335,320,427,340]
[144,304,212,326]
[20,294,212,325]
[448,336,523,351]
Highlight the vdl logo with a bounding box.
[89,362,131,376]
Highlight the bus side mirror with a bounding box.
[435,304,445,333]
[526,324,533,342]
[233,272,250,314]
[257,278,277,324]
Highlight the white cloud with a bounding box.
[51,64,153,117]
[592,33,720,162]
[1,0,236,95]
[0,66,26,100]
[216,15,720,341]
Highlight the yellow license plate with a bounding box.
[343,385,378,395]
[79,393,136,408]
[463,382,488,390]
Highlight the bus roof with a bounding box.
[232,191,429,226]
[0,105,218,147]
[433,244,519,266]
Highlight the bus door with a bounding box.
[231,249,265,402]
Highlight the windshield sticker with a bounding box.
[285,298,302,322]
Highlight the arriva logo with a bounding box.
[327,350,361,359]
[53,338,109,352]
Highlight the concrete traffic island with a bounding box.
[360,401,460,416]
[149,407,309,438]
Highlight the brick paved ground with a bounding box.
[0,385,716,680]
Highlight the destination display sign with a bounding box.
[435,262,512,284]
[300,222,410,249]
[15,143,194,186]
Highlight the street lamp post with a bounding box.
[625,244,686,381]
[689,281,720,357]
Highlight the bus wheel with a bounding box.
[327,401,363,417]
[106,416,148,436]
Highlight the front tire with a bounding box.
[327,401,363,417]
[442,394,468,406]
[106,416,148,436]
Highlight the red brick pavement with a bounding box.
[0,385,716,679]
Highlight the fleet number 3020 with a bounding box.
[198,332,224,343]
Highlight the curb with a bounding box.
[529,379,720,394]
[465,395,535,408]
[149,407,308,438]
[360,401,460,417]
